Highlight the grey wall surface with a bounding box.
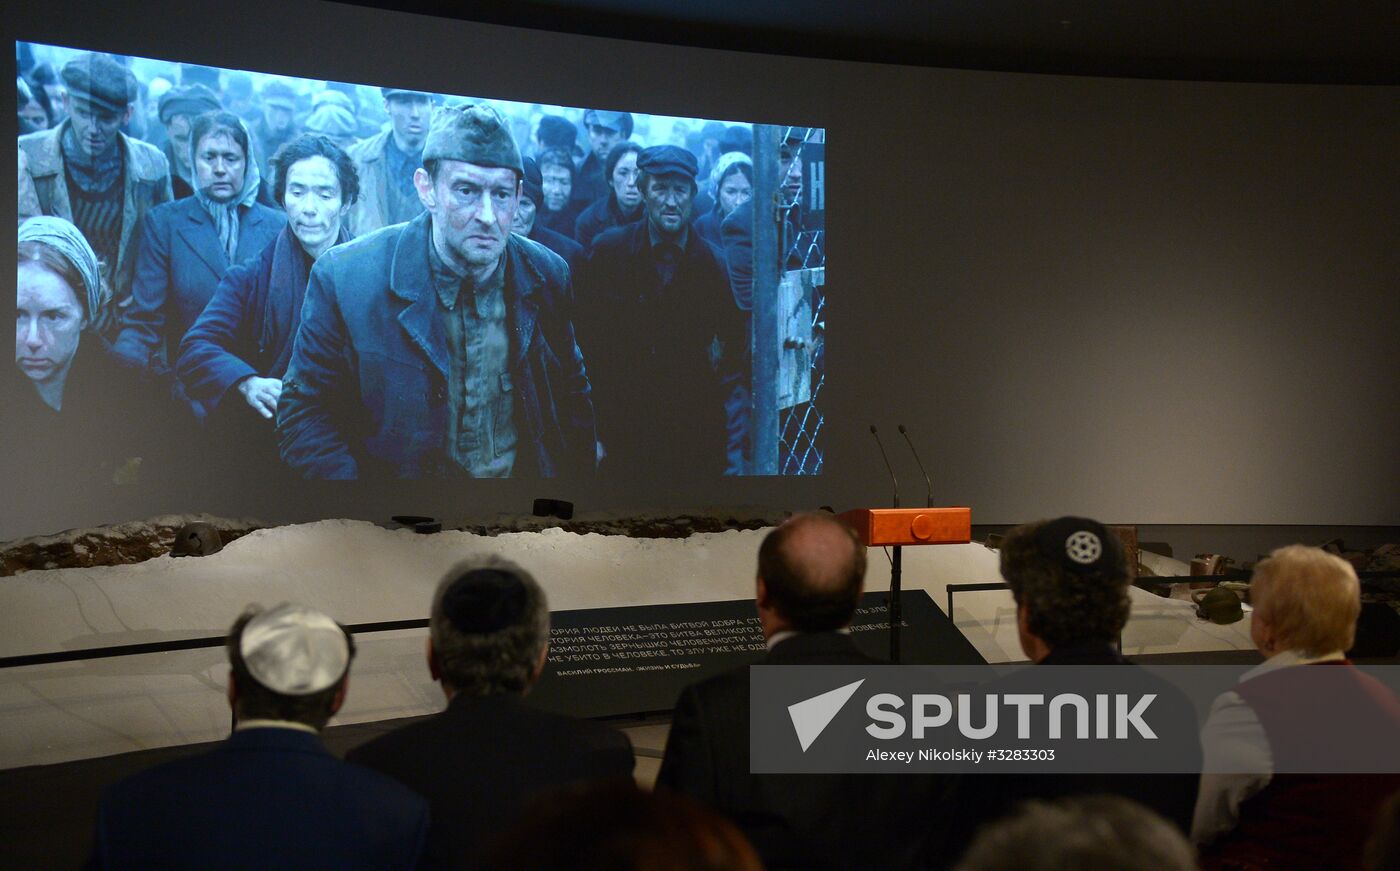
[5,0,1398,540]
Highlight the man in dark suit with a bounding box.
[88,603,429,870]
[347,557,635,870]
[925,517,1203,868]
[657,512,949,870]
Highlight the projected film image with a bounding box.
[13,42,827,486]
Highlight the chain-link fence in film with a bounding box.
[777,128,825,475]
[778,225,825,475]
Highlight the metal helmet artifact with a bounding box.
[1193,586,1244,624]
[170,522,224,558]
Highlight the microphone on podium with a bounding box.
[897,424,933,508]
[869,425,899,509]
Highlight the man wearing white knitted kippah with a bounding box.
[88,603,429,870]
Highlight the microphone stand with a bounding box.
[894,424,934,663]
[898,424,933,508]
[871,426,902,663]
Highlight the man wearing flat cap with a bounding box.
[250,79,301,182]
[157,83,221,200]
[278,103,597,479]
[89,603,429,870]
[348,558,633,869]
[575,144,747,477]
[18,52,173,332]
[344,86,436,236]
[304,103,359,151]
[571,108,633,211]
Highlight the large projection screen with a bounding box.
[13,36,827,497]
[5,0,1398,540]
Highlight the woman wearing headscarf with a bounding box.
[113,110,285,386]
[9,217,181,495]
[693,152,752,250]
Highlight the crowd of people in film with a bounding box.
[15,47,818,487]
[82,513,1400,870]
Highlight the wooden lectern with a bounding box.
[838,507,972,662]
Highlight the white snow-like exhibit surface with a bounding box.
[0,520,1254,768]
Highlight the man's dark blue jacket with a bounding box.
[277,212,596,479]
[89,727,429,870]
[176,225,332,412]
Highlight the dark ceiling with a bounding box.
[346,0,1399,85]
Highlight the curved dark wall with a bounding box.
[5,0,1397,539]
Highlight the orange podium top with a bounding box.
[837,507,972,547]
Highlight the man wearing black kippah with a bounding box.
[925,517,1203,868]
[346,557,633,870]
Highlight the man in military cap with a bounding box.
[18,52,173,331]
[574,144,746,477]
[347,558,632,869]
[250,78,300,179]
[570,108,632,210]
[344,86,436,236]
[156,83,221,199]
[277,103,597,479]
[88,603,429,869]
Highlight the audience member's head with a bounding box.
[955,795,1197,871]
[481,781,763,871]
[225,603,355,731]
[1365,789,1400,871]
[756,512,866,637]
[1000,517,1131,662]
[1249,544,1360,659]
[428,557,550,699]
